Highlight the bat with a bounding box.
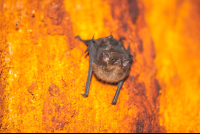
[75,33,133,105]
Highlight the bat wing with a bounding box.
[75,36,91,46]
[76,35,98,97]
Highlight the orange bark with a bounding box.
[143,0,200,132]
[0,0,165,132]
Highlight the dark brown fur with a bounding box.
[91,36,132,83]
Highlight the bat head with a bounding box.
[102,50,132,69]
[92,50,132,83]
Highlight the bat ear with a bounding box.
[114,59,122,66]
[127,45,133,58]
[127,45,131,55]
[102,50,110,62]
[123,58,132,67]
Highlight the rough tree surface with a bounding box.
[0,0,165,132]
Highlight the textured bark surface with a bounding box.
[0,0,165,132]
[143,0,200,132]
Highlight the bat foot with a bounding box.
[75,36,82,40]
[81,94,88,97]
[111,102,116,105]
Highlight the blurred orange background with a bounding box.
[143,0,200,132]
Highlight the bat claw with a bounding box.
[75,36,81,40]
[81,94,88,97]
[84,47,89,53]
[92,34,95,43]
[110,31,113,38]
[111,102,116,105]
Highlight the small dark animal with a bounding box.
[75,33,133,105]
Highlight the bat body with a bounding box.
[75,34,133,105]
